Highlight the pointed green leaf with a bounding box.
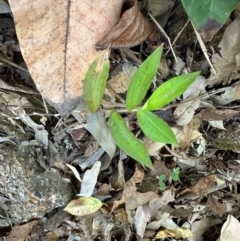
[137,110,178,145]
[108,111,152,169]
[126,46,163,111]
[143,71,200,111]
[83,56,110,113]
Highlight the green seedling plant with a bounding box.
[158,174,166,191]
[83,46,200,169]
[158,168,180,191]
[171,167,180,182]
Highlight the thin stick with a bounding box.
[166,20,190,55]
[148,12,178,63]
[192,23,216,75]
[0,54,28,72]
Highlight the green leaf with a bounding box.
[137,110,178,145]
[83,55,110,113]
[159,182,166,191]
[126,46,163,111]
[158,174,166,182]
[181,0,240,41]
[171,167,180,181]
[143,71,200,111]
[108,111,152,169]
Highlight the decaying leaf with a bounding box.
[220,215,240,241]
[107,70,132,94]
[206,195,226,216]
[143,137,165,156]
[64,197,102,217]
[72,101,116,159]
[112,167,148,211]
[134,204,151,238]
[190,218,222,241]
[208,82,240,105]
[149,190,175,219]
[176,174,216,198]
[9,0,124,115]
[173,118,203,150]
[5,220,38,241]
[66,164,82,182]
[96,2,157,49]
[200,108,239,121]
[174,75,206,126]
[155,227,192,239]
[182,0,240,41]
[79,161,101,197]
[208,18,240,86]
[126,191,159,210]
[174,98,200,126]
[209,120,225,130]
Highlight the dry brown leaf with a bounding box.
[173,118,202,150]
[206,195,226,216]
[112,167,145,211]
[96,2,157,49]
[126,191,159,210]
[149,190,175,219]
[200,108,239,121]
[176,174,216,198]
[208,18,240,86]
[9,0,124,115]
[5,220,38,241]
[144,137,165,156]
[108,71,131,93]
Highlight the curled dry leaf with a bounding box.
[9,0,124,115]
[66,163,82,182]
[96,2,157,49]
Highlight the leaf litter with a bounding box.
[2,0,240,240]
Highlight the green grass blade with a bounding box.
[126,46,163,111]
[108,111,152,169]
[143,71,200,111]
[137,110,178,145]
[83,57,110,113]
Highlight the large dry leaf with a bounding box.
[5,220,38,241]
[208,18,240,86]
[220,215,240,241]
[9,0,124,115]
[96,2,157,49]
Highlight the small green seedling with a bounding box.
[83,46,200,168]
[170,167,180,181]
[158,174,166,191]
